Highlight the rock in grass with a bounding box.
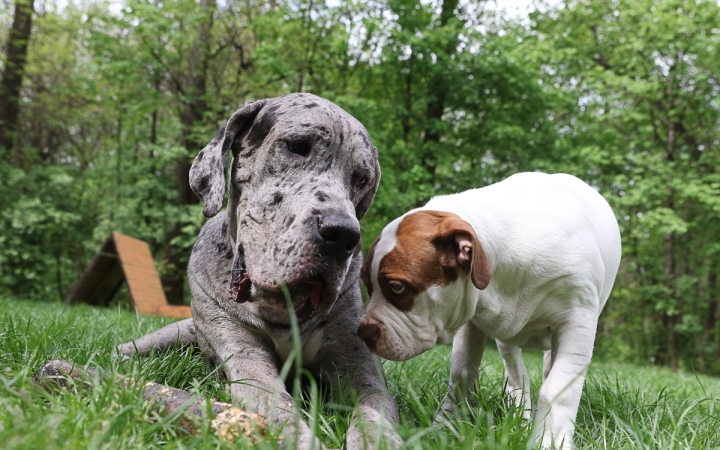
[33,359,266,442]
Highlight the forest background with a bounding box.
[0,0,719,374]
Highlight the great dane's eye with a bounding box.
[355,177,368,189]
[389,283,405,295]
[284,140,312,157]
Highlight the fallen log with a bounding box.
[34,359,265,442]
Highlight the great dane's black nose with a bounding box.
[316,213,361,258]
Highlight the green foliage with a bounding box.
[0,165,85,299]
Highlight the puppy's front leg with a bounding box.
[536,313,597,449]
[195,316,324,450]
[437,321,487,421]
[496,340,532,419]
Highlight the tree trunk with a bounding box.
[163,0,216,304]
[178,0,215,206]
[662,230,678,371]
[659,116,678,370]
[150,77,160,149]
[0,0,34,157]
[401,54,413,145]
[419,0,459,201]
[654,96,680,370]
[712,266,720,365]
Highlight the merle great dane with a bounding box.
[117,94,400,449]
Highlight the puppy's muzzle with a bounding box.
[315,212,361,259]
[357,319,381,351]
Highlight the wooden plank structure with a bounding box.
[65,232,191,319]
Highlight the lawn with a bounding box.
[1,297,719,449]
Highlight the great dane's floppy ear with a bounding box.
[190,100,267,218]
[435,215,492,290]
[356,148,381,220]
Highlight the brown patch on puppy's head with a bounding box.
[363,210,492,312]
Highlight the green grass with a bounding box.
[1,297,719,449]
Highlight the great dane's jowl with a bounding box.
[118,94,400,449]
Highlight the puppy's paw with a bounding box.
[432,398,462,427]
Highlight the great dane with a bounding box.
[117,93,400,449]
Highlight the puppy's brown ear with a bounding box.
[435,215,492,290]
[190,100,266,218]
[457,232,492,290]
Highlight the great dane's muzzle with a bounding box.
[315,211,361,260]
[229,209,360,317]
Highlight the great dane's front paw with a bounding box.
[346,428,401,450]
[346,412,401,450]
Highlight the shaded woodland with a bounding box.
[1,0,719,373]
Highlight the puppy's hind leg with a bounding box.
[116,318,197,358]
[536,310,597,450]
[497,340,532,420]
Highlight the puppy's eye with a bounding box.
[355,177,368,189]
[389,283,405,295]
[284,140,312,157]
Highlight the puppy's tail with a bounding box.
[116,318,197,359]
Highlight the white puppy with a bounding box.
[357,172,621,449]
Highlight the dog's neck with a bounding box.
[223,185,252,303]
[226,186,240,243]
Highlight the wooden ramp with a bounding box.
[65,232,191,319]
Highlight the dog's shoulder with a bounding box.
[189,214,234,280]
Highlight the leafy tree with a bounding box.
[0,0,33,156]
[533,0,720,370]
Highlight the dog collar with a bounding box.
[229,249,251,303]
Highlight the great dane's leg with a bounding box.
[315,309,400,450]
[437,321,487,421]
[496,340,533,420]
[344,356,401,450]
[195,313,324,450]
[116,318,197,357]
[536,310,597,450]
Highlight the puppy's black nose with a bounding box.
[317,213,361,258]
[357,320,380,350]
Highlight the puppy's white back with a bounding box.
[425,172,621,315]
